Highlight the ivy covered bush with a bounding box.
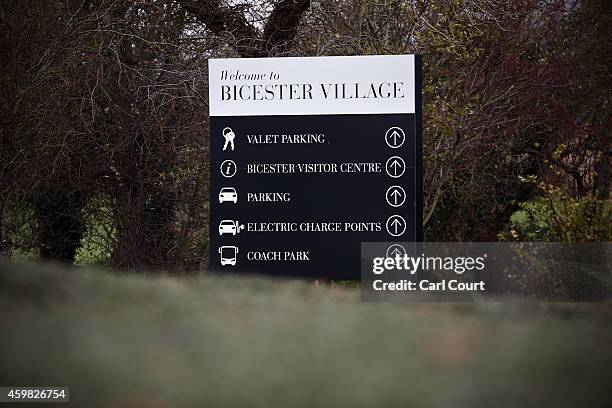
[500,184,612,242]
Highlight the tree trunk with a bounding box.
[0,202,9,257]
[112,187,176,270]
[32,191,84,263]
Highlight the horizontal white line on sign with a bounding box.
[209,55,416,117]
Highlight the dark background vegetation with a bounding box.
[1,0,610,270]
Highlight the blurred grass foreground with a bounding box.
[1,262,612,408]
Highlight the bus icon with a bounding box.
[218,246,238,266]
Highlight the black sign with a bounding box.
[209,55,422,279]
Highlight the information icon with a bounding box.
[386,185,406,207]
[221,160,237,178]
[386,215,407,237]
[385,156,406,178]
[385,127,405,148]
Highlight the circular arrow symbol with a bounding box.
[385,127,405,148]
[221,159,237,178]
[385,156,406,178]
[386,215,407,237]
[385,185,407,208]
[386,244,407,259]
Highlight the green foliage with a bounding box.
[74,200,116,266]
[500,185,612,242]
[4,205,38,260]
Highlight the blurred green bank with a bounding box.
[1,262,611,408]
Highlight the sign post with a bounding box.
[208,55,422,279]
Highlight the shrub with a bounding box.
[500,183,612,242]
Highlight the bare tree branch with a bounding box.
[262,0,311,55]
[177,0,310,57]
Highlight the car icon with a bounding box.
[219,187,238,203]
[218,220,244,236]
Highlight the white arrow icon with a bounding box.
[386,215,407,237]
[385,156,406,178]
[385,127,405,148]
[386,185,406,207]
[386,244,407,259]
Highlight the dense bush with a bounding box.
[501,192,612,242]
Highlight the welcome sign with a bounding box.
[209,55,422,279]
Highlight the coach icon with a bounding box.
[218,246,238,266]
[223,127,236,151]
